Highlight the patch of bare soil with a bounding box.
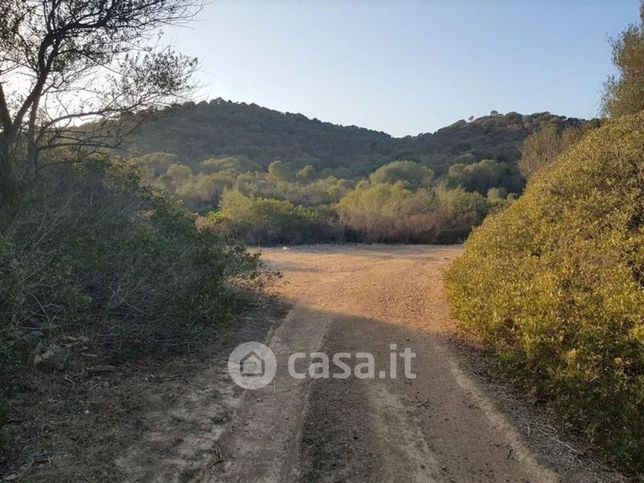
[0,300,283,482]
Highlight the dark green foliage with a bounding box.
[0,161,264,362]
[199,156,261,174]
[447,158,523,194]
[447,112,644,471]
[122,100,576,177]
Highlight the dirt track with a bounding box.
[106,244,616,482]
[6,247,618,482]
[211,245,566,482]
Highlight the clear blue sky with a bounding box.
[167,0,640,136]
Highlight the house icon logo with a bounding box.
[240,351,265,377]
[228,342,277,389]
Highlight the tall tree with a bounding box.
[0,0,202,208]
[518,123,587,181]
[602,0,644,117]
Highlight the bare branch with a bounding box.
[0,0,204,203]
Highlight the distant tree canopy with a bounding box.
[602,0,644,117]
[199,156,260,174]
[122,100,580,179]
[267,160,296,181]
[448,159,523,194]
[122,102,594,244]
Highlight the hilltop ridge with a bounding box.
[123,99,584,177]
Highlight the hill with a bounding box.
[122,99,582,177]
[118,100,595,244]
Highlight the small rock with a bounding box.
[4,474,18,481]
[33,344,67,370]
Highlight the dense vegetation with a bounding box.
[123,103,589,243]
[447,114,644,470]
[123,102,577,177]
[449,6,644,471]
[0,0,271,376]
[0,161,266,365]
[0,3,281,475]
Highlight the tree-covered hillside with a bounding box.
[120,100,594,244]
[122,99,583,177]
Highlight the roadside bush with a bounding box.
[0,160,264,361]
[447,112,644,471]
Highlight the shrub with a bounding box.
[336,182,491,243]
[518,122,593,180]
[436,185,489,221]
[447,112,644,471]
[0,160,264,361]
[369,160,434,188]
[209,190,339,245]
[336,182,417,242]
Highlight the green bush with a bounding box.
[336,182,493,243]
[208,190,339,245]
[369,160,434,188]
[336,182,421,242]
[0,160,264,360]
[447,112,644,471]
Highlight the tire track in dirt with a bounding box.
[209,245,607,482]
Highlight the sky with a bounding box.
[166,0,641,137]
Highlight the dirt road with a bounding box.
[8,245,615,482]
[211,245,565,482]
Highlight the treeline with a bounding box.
[120,101,595,244]
[130,154,523,243]
[121,101,596,244]
[122,100,583,178]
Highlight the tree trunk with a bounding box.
[0,141,22,229]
